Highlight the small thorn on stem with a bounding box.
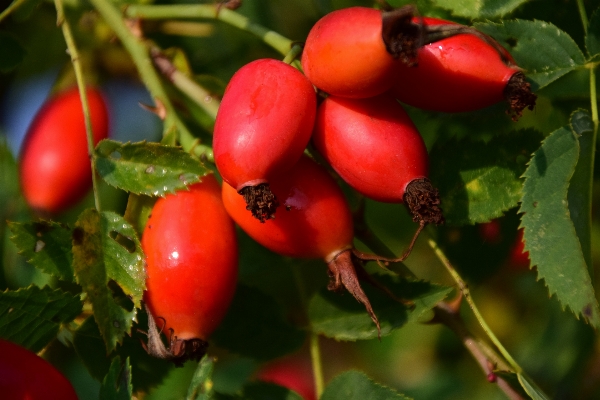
[239,183,279,223]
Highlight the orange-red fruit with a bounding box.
[391,17,519,113]
[222,155,353,262]
[257,354,316,400]
[143,175,238,341]
[302,7,396,98]
[19,86,109,214]
[213,58,316,192]
[312,93,428,203]
[0,339,78,400]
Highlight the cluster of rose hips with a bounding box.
[18,5,537,366]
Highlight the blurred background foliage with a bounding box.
[1,0,599,399]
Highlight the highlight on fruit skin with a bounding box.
[18,86,109,215]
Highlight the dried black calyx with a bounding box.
[403,178,445,226]
[239,183,279,223]
[381,5,422,66]
[505,72,537,121]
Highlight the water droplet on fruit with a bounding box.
[34,240,45,252]
[146,165,155,173]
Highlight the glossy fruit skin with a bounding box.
[0,339,78,400]
[222,155,353,261]
[391,17,518,113]
[19,86,109,214]
[301,7,396,98]
[257,354,316,400]
[312,93,428,203]
[213,59,316,191]
[143,175,238,341]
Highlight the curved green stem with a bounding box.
[576,0,589,34]
[426,237,522,374]
[0,0,27,24]
[124,4,294,56]
[54,0,101,211]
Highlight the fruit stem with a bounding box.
[54,0,102,211]
[0,0,26,23]
[124,4,295,56]
[426,236,523,374]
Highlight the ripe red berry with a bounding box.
[0,339,78,400]
[19,86,109,215]
[312,93,443,231]
[257,354,316,400]
[213,59,316,222]
[222,155,383,333]
[390,17,536,119]
[142,174,238,364]
[508,229,530,270]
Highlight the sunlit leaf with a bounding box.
[475,19,586,90]
[95,140,210,197]
[73,209,145,353]
[321,370,412,400]
[430,129,543,226]
[8,220,74,281]
[308,276,452,341]
[519,120,600,328]
[432,0,529,19]
[0,286,82,352]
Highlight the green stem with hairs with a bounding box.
[124,4,294,56]
[54,0,101,211]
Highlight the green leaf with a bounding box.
[187,355,215,400]
[100,357,133,400]
[519,122,600,327]
[475,20,586,90]
[8,221,74,281]
[0,286,82,352]
[95,140,210,197]
[321,371,412,400]
[212,285,306,361]
[567,111,595,272]
[72,209,145,353]
[308,276,452,341]
[430,129,544,226]
[587,8,600,57]
[0,32,26,72]
[517,373,551,400]
[234,382,303,400]
[431,0,529,19]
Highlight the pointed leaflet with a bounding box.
[519,121,600,327]
[587,8,600,58]
[8,220,74,281]
[567,111,595,274]
[73,209,146,353]
[95,140,210,197]
[100,357,133,400]
[0,286,82,352]
[475,20,586,90]
[429,129,543,226]
[431,0,529,19]
[308,276,452,341]
[186,355,215,400]
[321,370,412,400]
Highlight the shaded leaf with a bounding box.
[431,0,529,19]
[212,285,305,361]
[587,8,600,57]
[519,122,600,327]
[475,19,586,90]
[0,286,82,352]
[0,32,26,72]
[430,129,544,226]
[517,373,551,400]
[567,111,595,272]
[321,370,412,400]
[73,209,145,353]
[95,140,210,197]
[8,220,74,281]
[235,382,303,400]
[308,276,452,341]
[187,355,215,400]
[100,356,133,400]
